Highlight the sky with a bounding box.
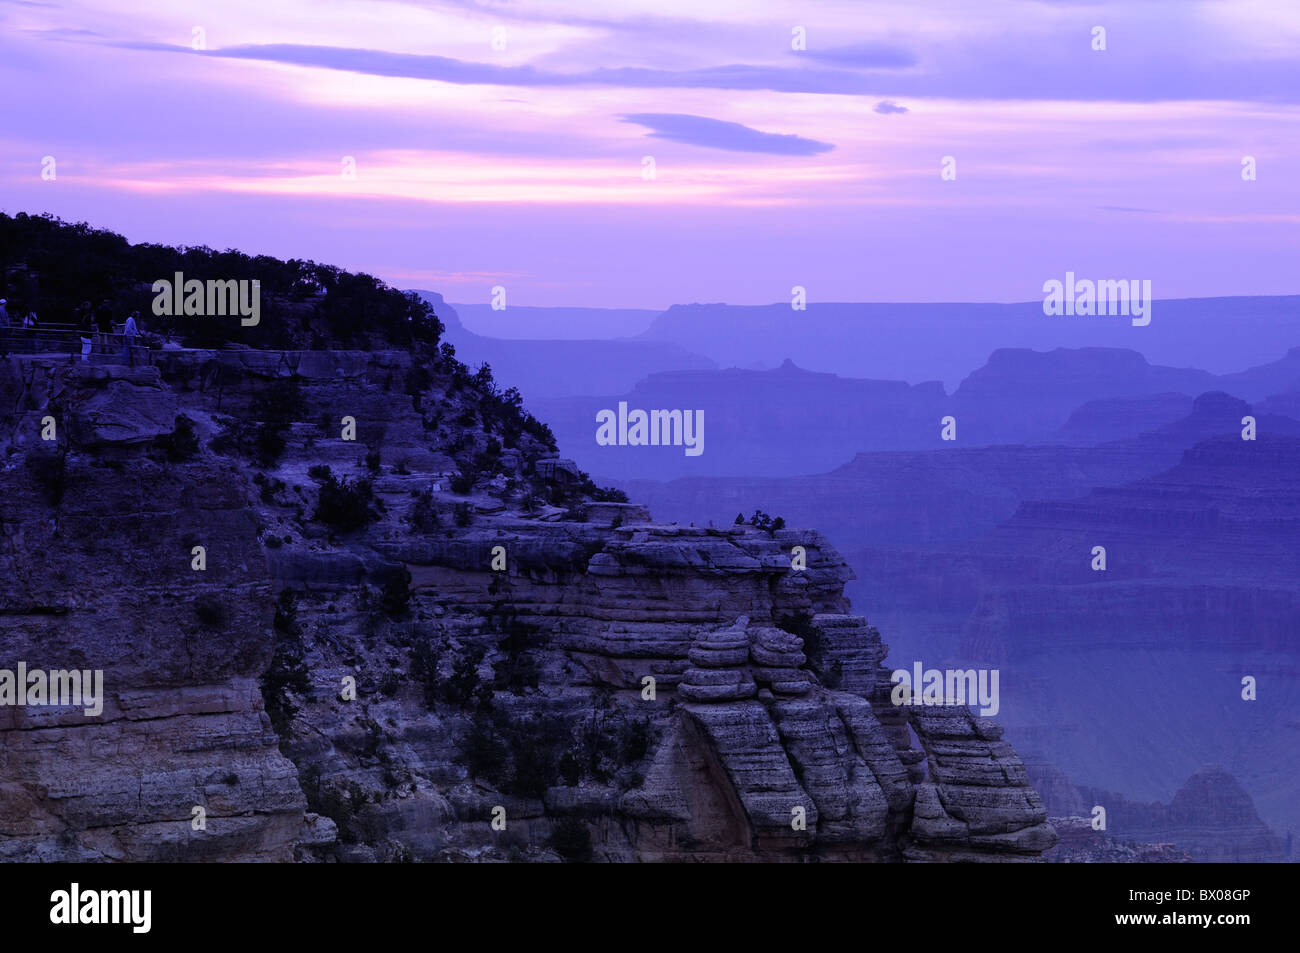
[1,0,1298,308]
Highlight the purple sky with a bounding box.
[2,0,1298,308]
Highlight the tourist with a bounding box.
[122,310,140,366]
[78,301,94,363]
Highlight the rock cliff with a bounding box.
[0,349,1055,862]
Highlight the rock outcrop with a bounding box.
[1043,817,1192,863]
[0,360,303,861]
[0,349,1055,862]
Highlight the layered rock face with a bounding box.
[637,390,1299,847]
[0,350,1054,862]
[0,360,304,861]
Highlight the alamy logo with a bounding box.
[1042,271,1151,326]
[152,272,260,326]
[891,662,1000,717]
[50,883,151,933]
[0,663,103,717]
[596,402,703,456]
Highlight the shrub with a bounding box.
[409,639,492,712]
[407,489,440,533]
[254,423,287,466]
[407,637,442,710]
[301,768,372,845]
[500,713,568,799]
[491,613,542,696]
[159,414,200,461]
[444,648,489,709]
[472,449,501,476]
[313,469,378,531]
[454,710,569,799]
[453,503,473,527]
[449,468,476,495]
[403,364,432,399]
[511,742,557,800]
[456,713,509,785]
[261,589,311,735]
[364,448,381,473]
[563,712,621,784]
[211,418,286,468]
[559,750,582,786]
[618,718,651,763]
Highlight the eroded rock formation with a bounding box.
[0,350,1054,862]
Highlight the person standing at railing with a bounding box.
[78,301,94,363]
[122,310,140,366]
[0,298,9,358]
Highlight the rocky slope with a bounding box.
[1041,817,1192,863]
[0,349,1055,862]
[1031,764,1284,862]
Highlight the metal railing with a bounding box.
[0,326,152,365]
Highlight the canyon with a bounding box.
[599,387,1300,859]
[0,348,1058,862]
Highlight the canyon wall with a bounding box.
[0,351,1055,862]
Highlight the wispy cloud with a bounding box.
[873,100,909,114]
[116,41,886,96]
[620,113,833,155]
